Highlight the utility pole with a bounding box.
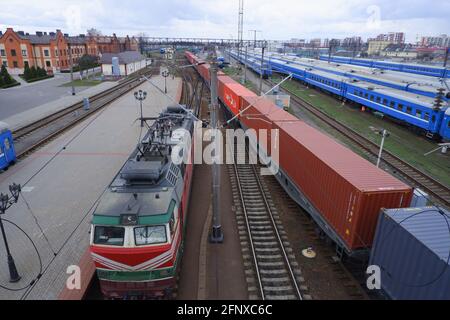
[69,44,75,96]
[209,61,224,244]
[259,41,266,95]
[444,47,449,68]
[244,44,248,84]
[237,0,244,61]
[249,30,262,48]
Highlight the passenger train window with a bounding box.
[370,95,374,101]
[416,110,422,118]
[390,101,395,108]
[376,97,381,103]
[448,120,450,128]
[406,107,412,114]
[94,226,125,246]
[134,226,167,246]
[432,115,436,123]
[424,113,430,121]
[398,104,404,111]
[383,99,388,106]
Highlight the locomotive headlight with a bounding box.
[121,214,138,226]
[160,269,171,277]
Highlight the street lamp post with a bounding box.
[0,183,22,283]
[162,69,170,94]
[376,129,390,168]
[134,90,147,128]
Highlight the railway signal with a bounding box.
[0,183,22,283]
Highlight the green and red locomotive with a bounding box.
[90,106,195,299]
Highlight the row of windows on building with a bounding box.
[0,47,94,59]
[2,58,77,69]
[351,89,435,122]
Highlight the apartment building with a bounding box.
[0,28,139,74]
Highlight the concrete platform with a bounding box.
[0,75,182,300]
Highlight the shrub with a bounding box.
[30,66,38,79]
[24,64,31,80]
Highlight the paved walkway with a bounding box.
[2,81,118,131]
[0,68,103,121]
[0,75,182,300]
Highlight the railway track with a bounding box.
[228,139,305,300]
[269,80,450,209]
[12,66,159,158]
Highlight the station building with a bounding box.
[0,28,139,75]
[100,51,148,77]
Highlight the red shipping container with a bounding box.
[218,76,257,117]
[272,120,413,251]
[187,51,413,251]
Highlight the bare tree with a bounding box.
[87,28,102,37]
[136,32,148,54]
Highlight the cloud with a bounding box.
[0,0,448,41]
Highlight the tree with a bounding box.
[30,66,38,79]
[136,32,148,54]
[78,54,98,78]
[0,73,4,87]
[1,64,14,85]
[23,64,31,80]
[87,28,102,37]
[36,66,47,77]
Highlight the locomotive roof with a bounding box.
[92,106,194,224]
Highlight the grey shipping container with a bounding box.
[370,207,450,300]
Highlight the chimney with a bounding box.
[49,32,55,36]
[17,31,25,36]
[64,33,69,37]
[44,32,47,35]
[36,31,43,36]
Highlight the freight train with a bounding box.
[228,50,450,141]
[0,122,16,171]
[187,51,450,300]
[186,50,414,256]
[90,106,195,299]
[319,55,450,79]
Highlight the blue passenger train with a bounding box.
[227,50,450,141]
[0,122,17,171]
[228,51,273,78]
[266,54,448,101]
[319,55,450,79]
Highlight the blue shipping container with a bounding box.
[370,207,450,300]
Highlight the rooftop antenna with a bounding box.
[238,0,244,61]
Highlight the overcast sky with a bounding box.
[0,0,449,42]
